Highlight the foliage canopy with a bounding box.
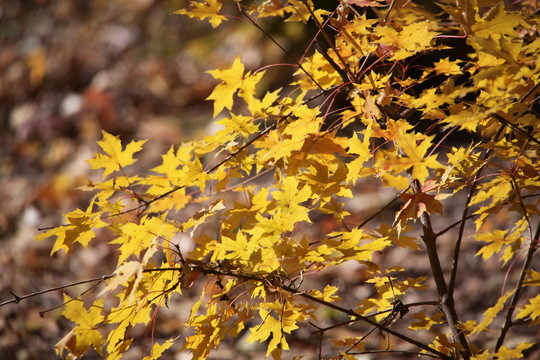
[26,0,540,359]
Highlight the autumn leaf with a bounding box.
[98,261,142,296]
[409,311,445,330]
[143,339,175,360]
[373,21,437,60]
[515,294,540,322]
[309,285,341,303]
[59,295,105,357]
[472,290,514,334]
[36,204,106,255]
[470,4,522,39]
[247,302,304,357]
[394,180,444,232]
[173,0,227,28]
[206,56,265,117]
[493,342,534,360]
[475,229,523,265]
[346,125,373,184]
[87,130,146,178]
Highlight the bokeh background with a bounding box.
[1,1,539,359]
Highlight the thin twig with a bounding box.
[238,5,324,91]
[1,275,112,308]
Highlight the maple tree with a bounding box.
[3,0,539,359]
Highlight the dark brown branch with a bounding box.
[411,177,471,359]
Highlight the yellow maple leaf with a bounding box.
[173,0,227,28]
[272,176,311,216]
[87,131,146,178]
[346,125,373,184]
[374,21,437,60]
[98,261,142,296]
[207,56,265,117]
[515,294,540,321]
[309,285,341,302]
[471,4,522,39]
[493,342,534,360]
[379,132,443,184]
[143,339,175,360]
[409,311,445,330]
[472,290,514,334]
[475,229,523,265]
[111,215,177,265]
[284,0,329,23]
[247,303,303,356]
[60,295,105,357]
[36,205,106,255]
[433,57,463,75]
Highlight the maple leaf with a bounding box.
[272,176,311,210]
[217,114,260,139]
[284,0,329,23]
[247,303,303,356]
[470,4,522,39]
[397,133,443,183]
[247,88,280,117]
[437,2,476,35]
[475,229,523,265]
[409,311,445,330]
[309,285,341,302]
[523,270,540,287]
[433,57,463,75]
[207,56,265,117]
[373,21,437,60]
[472,290,514,334]
[36,205,106,255]
[98,261,142,296]
[87,131,146,178]
[59,295,105,357]
[493,343,534,360]
[378,132,443,185]
[105,303,151,357]
[173,0,227,28]
[143,339,175,360]
[394,181,444,233]
[346,125,373,184]
[111,215,177,265]
[515,294,540,321]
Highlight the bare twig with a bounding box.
[238,5,324,91]
[1,275,112,308]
